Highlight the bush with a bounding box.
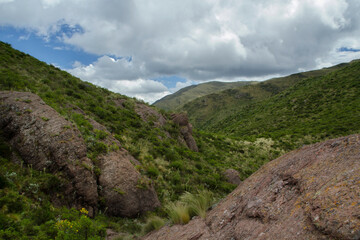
[165,202,190,225]
[179,190,214,219]
[142,216,165,234]
[55,208,105,240]
[0,173,9,189]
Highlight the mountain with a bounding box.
[180,64,347,129]
[153,81,254,111]
[209,59,360,149]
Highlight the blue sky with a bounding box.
[1,0,360,103]
[0,26,99,68]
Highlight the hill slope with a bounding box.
[153,81,254,111]
[201,59,360,152]
[181,64,347,129]
[0,41,282,238]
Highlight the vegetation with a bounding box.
[142,216,165,234]
[0,137,106,239]
[179,190,214,219]
[0,41,264,238]
[209,60,360,151]
[153,81,253,111]
[180,64,347,129]
[1,40,359,238]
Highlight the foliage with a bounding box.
[180,63,348,130]
[1,41,359,238]
[209,60,360,151]
[179,190,214,219]
[153,81,253,111]
[55,208,105,240]
[165,202,190,225]
[142,216,165,234]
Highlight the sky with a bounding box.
[1,0,360,103]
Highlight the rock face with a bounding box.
[143,134,360,240]
[0,91,160,217]
[135,103,167,128]
[171,113,198,152]
[88,118,161,217]
[0,91,98,212]
[223,169,242,185]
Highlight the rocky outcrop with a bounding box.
[88,118,160,217]
[0,91,98,213]
[135,103,167,128]
[143,134,360,240]
[98,150,160,217]
[171,113,198,152]
[0,91,160,217]
[223,168,242,185]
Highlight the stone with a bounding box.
[171,113,198,152]
[0,91,98,210]
[223,169,242,185]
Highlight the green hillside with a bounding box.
[1,40,359,239]
[0,41,280,238]
[153,81,254,111]
[181,64,347,129]
[209,60,360,150]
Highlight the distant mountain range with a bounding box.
[154,62,354,139]
[153,81,254,111]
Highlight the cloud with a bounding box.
[1,0,360,100]
[69,57,169,103]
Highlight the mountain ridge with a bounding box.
[153,81,254,111]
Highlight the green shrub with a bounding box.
[165,202,190,225]
[0,173,9,189]
[169,161,183,170]
[55,208,105,240]
[142,216,165,234]
[146,166,160,178]
[179,190,214,219]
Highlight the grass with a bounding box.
[180,62,349,130]
[153,81,254,111]
[179,190,214,219]
[142,216,165,234]
[165,202,190,225]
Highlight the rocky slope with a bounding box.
[143,134,360,239]
[0,91,160,217]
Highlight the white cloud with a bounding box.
[68,58,169,103]
[1,0,360,101]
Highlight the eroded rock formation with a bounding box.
[171,113,198,152]
[0,91,160,217]
[143,134,360,240]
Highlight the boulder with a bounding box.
[143,134,360,240]
[0,91,98,212]
[171,113,198,152]
[0,91,160,217]
[135,103,167,127]
[79,109,161,217]
[223,168,242,185]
